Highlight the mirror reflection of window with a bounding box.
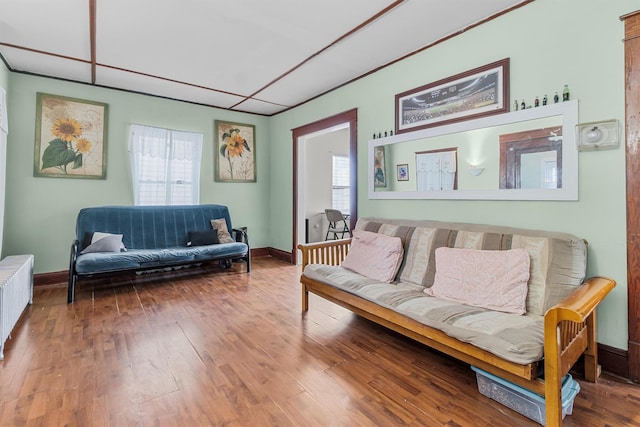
[542,158,558,189]
[416,148,458,191]
[520,151,558,189]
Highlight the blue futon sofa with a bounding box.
[68,204,250,303]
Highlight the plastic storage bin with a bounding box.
[471,366,580,426]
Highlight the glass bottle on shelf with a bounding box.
[554,92,559,103]
[562,85,570,101]
[543,94,548,106]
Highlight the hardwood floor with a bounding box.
[0,257,638,426]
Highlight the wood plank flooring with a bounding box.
[0,257,638,426]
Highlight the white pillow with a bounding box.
[341,230,404,283]
[424,247,530,314]
[92,231,126,251]
[81,233,124,254]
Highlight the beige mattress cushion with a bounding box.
[355,218,587,316]
[303,264,544,365]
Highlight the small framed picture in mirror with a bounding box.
[397,164,409,181]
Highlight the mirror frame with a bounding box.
[368,99,578,200]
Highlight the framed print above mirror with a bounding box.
[395,58,509,134]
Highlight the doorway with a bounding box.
[292,109,358,264]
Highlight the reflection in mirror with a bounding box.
[416,148,458,191]
[499,127,562,189]
[373,146,387,188]
[368,100,578,200]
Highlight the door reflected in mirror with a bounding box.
[499,127,562,189]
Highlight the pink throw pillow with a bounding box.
[341,230,404,283]
[424,247,530,314]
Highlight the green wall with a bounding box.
[269,0,635,350]
[4,74,271,275]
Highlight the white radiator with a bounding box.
[0,254,34,360]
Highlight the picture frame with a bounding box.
[34,93,108,179]
[214,120,256,182]
[395,58,509,134]
[374,145,386,187]
[397,163,409,181]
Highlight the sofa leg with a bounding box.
[584,312,600,382]
[67,274,76,304]
[302,286,309,312]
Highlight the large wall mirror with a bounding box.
[368,100,578,200]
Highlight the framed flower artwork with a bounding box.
[214,120,256,182]
[33,93,108,179]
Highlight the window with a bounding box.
[129,124,203,205]
[332,155,350,213]
[416,149,457,191]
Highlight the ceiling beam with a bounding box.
[230,0,405,110]
[89,0,97,84]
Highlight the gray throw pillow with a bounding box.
[210,218,235,243]
[80,234,124,254]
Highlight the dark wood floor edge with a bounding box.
[34,247,294,287]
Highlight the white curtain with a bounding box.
[416,151,457,191]
[129,124,203,206]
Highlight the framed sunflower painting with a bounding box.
[214,120,256,182]
[34,93,108,179]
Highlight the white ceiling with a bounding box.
[0,0,530,115]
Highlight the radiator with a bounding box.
[0,254,34,360]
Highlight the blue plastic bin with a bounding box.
[471,366,580,426]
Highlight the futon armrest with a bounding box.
[69,240,79,267]
[297,238,352,270]
[544,276,616,324]
[232,227,249,245]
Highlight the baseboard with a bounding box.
[34,270,67,287]
[266,247,294,263]
[598,343,629,379]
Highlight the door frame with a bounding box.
[292,109,358,264]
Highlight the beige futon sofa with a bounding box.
[298,217,615,427]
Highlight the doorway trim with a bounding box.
[623,9,640,382]
[292,109,358,264]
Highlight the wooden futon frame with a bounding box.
[298,238,616,427]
